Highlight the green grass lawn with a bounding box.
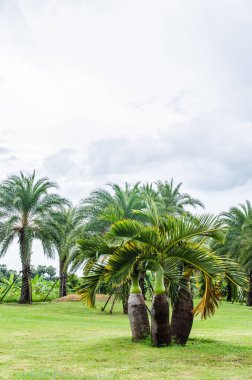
[0,300,252,380]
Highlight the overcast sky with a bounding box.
[1,0,252,271]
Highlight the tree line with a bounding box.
[0,172,251,347]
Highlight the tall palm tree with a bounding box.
[80,182,143,234]
[47,206,83,297]
[0,172,68,304]
[78,182,145,313]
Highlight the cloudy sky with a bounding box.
[1,0,252,271]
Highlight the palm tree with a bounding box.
[221,201,252,305]
[155,179,204,215]
[107,212,245,346]
[78,182,145,313]
[241,219,252,305]
[47,206,83,297]
[0,172,68,304]
[80,182,143,234]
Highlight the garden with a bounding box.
[0,172,252,379]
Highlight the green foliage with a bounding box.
[0,264,17,278]
[0,273,60,302]
[106,207,246,318]
[220,201,252,272]
[31,265,57,280]
[155,179,205,214]
[0,272,21,299]
[79,182,144,234]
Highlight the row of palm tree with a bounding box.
[0,172,83,303]
[0,171,250,348]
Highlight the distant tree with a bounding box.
[0,264,17,279]
[0,264,9,278]
[31,265,46,278]
[80,182,143,234]
[46,206,83,297]
[46,266,57,280]
[31,265,57,280]
[155,179,204,215]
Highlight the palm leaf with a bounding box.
[193,275,222,319]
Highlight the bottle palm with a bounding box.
[107,211,245,346]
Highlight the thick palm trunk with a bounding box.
[151,267,171,347]
[19,232,32,304]
[246,270,252,306]
[59,260,67,298]
[128,293,150,341]
[128,274,150,341]
[171,284,194,345]
[151,294,171,346]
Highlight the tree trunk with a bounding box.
[139,272,146,300]
[19,231,32,304]
[171,285,194,345]
[19,263,32,304]
[226,279,232,302]
[59,260,67,298]
[123,297,128,314]
[246,270,252,306]
[122,283,130,314]
[151,266,171,347]
[128,293,150,341]
[151,294,171,347]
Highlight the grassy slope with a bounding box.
[0,301,252,380]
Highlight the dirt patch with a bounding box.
[53,294,108,303]
[53,294,81,302]
[96,294,109,301]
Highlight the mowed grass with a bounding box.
[0,300,252,380]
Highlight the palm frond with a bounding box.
[78,263,107,307]
[193,275,222,319]
[106,243,142,285]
